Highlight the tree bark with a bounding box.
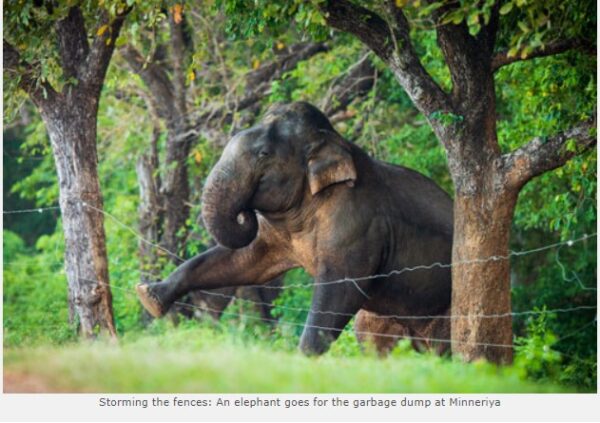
[136,124,164,284]
[451,188,516,363]
[40,94,117,338]
[386,1,515,362]
[442,86,516,363]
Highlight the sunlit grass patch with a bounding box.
[4,325,572,394]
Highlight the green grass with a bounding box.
[3,324,572,393]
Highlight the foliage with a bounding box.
[514,309,597,389]
[3,230,75,347]
[271,268,314,348]
[2,0,172,117]
[217,0,329,42]
[494,0,596,57]
[3,126,58,245]
[8,118,58,207]
[499,50,597,390]
[514,312,563,383]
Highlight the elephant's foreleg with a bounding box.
[137,242,292,318]
[299,270,373,355]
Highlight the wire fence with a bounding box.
[6,270,595,355]
[2,262,597,322]
[3,201,598,352]
[4,201,597,292]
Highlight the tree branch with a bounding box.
[216,43,328,129]
[432,1,497,107]
[504,114,597,188]
[3,40,58,106]
[492,38,594,72]
[320,52,376,116]
[55,7,90,81]
[245,42,328,90]
[320,0,449,117]
[120,45,176,120]
[321,0,394,60]
[171,43,329,145]
[82,8,130,91]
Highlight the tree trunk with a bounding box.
[40,93,116,338]
[158,16,193,258]
[136,126,163,283]
[160,128,193,257]
[451,188,517,364]
[430,17,518,362]
[445,124,518,364]
[136,126,165,324]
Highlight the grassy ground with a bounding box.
[3,324,571,393]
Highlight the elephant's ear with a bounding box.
[307,131,357,195]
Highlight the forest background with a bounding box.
[3,0,597,392]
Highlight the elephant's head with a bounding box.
[201,102,357,249]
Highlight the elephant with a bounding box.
[137,101,453,355]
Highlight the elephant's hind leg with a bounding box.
[354,309,410,356]
[420,310,451,355]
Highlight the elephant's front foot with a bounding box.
[136,283,167,318]
[299,328,335,356]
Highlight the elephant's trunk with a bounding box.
[201,161,258,249]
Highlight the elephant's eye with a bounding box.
[258,150,270,158]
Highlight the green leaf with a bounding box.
[507,46,520,57]
[467,13,479,25]
[441,9,465,25]
[97,24,109,36]
[517,21,530,33]
[114,35,127,48]
[565,138,578,153]
[499,2,514,15]
[469,22,481,36]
